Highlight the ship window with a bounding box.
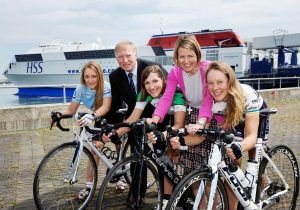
[152,46,166,56]
[231,66,236,72]
[206,49,219,61]
[64,49,115,60]
[15,54,43,62]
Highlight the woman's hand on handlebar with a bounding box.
[146,116,160,125]
[147,131,166,144]
[76,113,96,127]
[186,123,204,135]
[170,136,180,150]
[226,142,242,160]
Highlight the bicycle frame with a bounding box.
[147,147,182,185]
[132,126,183,186]
[64,126,128,185]
[194,137,290,210]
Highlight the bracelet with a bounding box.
[178,135,186,146]
[179,145,188,150]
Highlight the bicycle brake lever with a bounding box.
[50,122,54,130]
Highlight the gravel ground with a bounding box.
[0,96,299,210]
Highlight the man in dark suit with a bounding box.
[107,40,167,121]
[105,40,167,204]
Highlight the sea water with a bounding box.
[0,87,72,107]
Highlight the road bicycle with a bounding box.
[166,108,299,210]
[33,110,130,210]
[95,118,189,210]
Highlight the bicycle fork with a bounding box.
[64,141,84,184]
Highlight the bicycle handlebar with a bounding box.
[100,118,156,134]
[50,112,73,131]
[166,126,235,145]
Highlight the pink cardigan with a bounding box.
[153,60,213,122]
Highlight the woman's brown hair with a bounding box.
[80,61,104,110]
[140,65,166,101]
[173,34,202,67]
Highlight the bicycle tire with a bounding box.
[96,155,163,209]
[167,168,229,210]
[33,141,98,210]
[256,144,299,210]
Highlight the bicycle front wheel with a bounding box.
[96,155,163,209]
[167,168,228,210]
[256,144,299,210]
[33,142,98,210]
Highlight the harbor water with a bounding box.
[0,86,72,107]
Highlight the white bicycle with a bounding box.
[166,108,299,210]
[33,110,131,210]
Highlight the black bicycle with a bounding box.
[95,119,189,210]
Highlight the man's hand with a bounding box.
[102,130,120,144]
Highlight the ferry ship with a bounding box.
[3,38,172,96]
[3,29,300,96]
[147,29,250,78]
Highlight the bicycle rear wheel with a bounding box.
[96,155,163,209]
[256,144,299,210]
[167,168,228,210]
[33,142,97,210]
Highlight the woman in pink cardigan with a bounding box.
[149,34,213,207]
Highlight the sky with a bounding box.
[1,0,300,78]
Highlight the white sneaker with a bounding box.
[161,199,168,210]
[115,179,127,192]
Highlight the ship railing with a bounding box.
[238,76,300,90]
[0,84,78,103]
[1,77,300,103]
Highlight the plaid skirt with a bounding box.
[180,107,211,175]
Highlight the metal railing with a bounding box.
[239,76,300,90]
[1,76,300,103]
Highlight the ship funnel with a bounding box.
[291,50,298,65]
[278,46,285,66]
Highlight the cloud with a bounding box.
[0,0,300,72]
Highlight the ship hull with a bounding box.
[16,87,76,97]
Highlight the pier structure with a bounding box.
[0,88,300,209]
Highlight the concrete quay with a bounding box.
[0,88,300,209]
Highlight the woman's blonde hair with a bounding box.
[173,34,202,67]
[140,65,166,101]
[206,61,245,128]
[80,61,104,110]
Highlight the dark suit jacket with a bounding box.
[104,58,167,123]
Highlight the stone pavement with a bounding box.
[0,97,300,210]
